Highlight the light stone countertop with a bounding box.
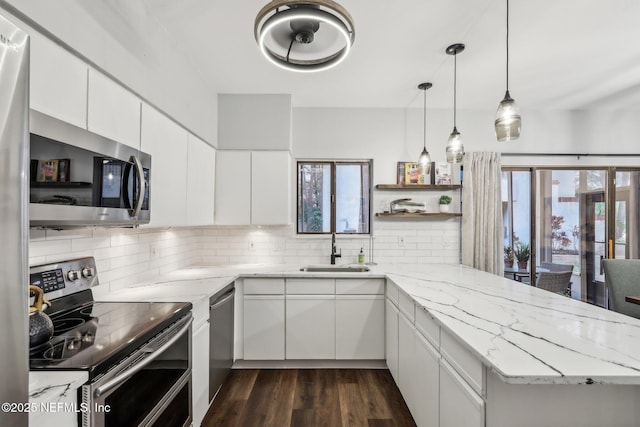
[29,371,88,405]
[96,262,640,385]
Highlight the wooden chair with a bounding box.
[535,271,573,296]
[602,259,640,319]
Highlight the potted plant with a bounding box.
[504,246,514,269]
[439,195,452,213]
[514,243,530,270]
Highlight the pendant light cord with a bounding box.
[423,88,427,149]
[453,53,457,127]
[506,0,510,91]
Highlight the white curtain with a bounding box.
[462,152,503,275]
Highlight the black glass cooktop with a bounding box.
[29,291,191,379]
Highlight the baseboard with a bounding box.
[232,359,388,369]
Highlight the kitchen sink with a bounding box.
[299,265,370,273]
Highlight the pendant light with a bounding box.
[495,0,521,141]
[417,82,432,181]
[445,43,465,164]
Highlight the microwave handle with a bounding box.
[130,155,146,218]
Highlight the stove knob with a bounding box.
[82,267,95,278]
[67,270,80,281]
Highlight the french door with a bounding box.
[502,167,640,307]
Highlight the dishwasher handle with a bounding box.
[210,289,234,310]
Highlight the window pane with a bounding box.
[615,171,640,259]
[297,163,331,233]
[335,163,370,234]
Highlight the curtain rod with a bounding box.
[500,153,640,157]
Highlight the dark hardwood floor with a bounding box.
[202,369,416,427]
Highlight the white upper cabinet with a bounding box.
[141,103,188,227]
[30,33,88,128]
[251,151,291,225]
[186,134,215,226]
[87,69,141,149]
[215,150,251,225]
[215,150,291,225]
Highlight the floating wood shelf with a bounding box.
[375,212,462,218]
[30,181,92,189]
[375,184,461,190]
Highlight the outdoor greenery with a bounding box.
[514,243,530,262]
[504,246,514,262]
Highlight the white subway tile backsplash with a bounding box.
[28,217,460,292]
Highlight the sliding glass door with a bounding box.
[502,167,640,307]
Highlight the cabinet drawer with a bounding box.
[415,307,440,348]
[441,329,484,396]
[386,279,399,305]
[286,278,335,294]
[398,291,415,323]
[440,358,485,427]
[244,278,285,294]
[336,278,384,295]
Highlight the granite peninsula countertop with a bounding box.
[95,262,640,386]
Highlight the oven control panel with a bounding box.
[29,257,99,300]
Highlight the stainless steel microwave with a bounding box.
[29,110,150,228]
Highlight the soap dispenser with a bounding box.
[358,247,365,265]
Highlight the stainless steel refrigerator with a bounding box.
[0,11,29,427]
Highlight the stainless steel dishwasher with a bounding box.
[209,283,235,402]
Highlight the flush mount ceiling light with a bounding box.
[495,0,521,141]
[446,43,465,164]
[254,0,355,73]
[417,82,433,177]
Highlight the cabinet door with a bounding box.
[398,312,416,415]
[251,151,291,225]
[414,330,439,427]
[30,33,87,129]
[87,69,141,148]
[336,295,384,359]
[186,134,215,225]
[192,320,210,427]
[141,103,188,227]
[440,358,485,427]
[215,151,251,225]
[385,299,399,383]
[244,295,285,360]
[286,295,335,359]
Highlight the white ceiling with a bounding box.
[86,0,640,111]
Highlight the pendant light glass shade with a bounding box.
[495,91,521,141]
[446,127,464,163]
[417,82,432,181]
[445,43,465,164]
[495,0,521,141]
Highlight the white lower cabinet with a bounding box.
[192,320,210,427]
[243,295,285,360]
[242,277,384,362]
[385,299,399,382]
[336,295,384,359]
[398,312,416,413]
[286,295,336,359]
[440,358,485,427]
[413,329,440,427]
[386,278,485,427]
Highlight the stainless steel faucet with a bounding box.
[330,232,341,264]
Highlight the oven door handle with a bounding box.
[94,316,192,398]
